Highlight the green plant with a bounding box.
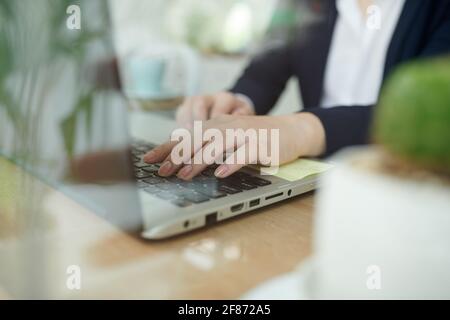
[0,1,22,134]
[374,56,450,174]
[0,0,110,160]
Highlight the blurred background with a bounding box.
[1,0,450,300]
[109,0,310,114]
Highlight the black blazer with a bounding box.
[231,0,450,156]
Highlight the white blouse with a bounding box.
[321,0,406,108]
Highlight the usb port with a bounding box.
[231,203,244,212]
[249,199,260,208]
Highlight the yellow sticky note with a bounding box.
[259,159,333,182]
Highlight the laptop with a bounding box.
[0,0,320,239]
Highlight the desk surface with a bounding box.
[0,155,315,300]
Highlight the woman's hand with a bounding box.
[175,91,255,129]
[144,113,326,180]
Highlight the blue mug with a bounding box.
[126,57,167,99]
[124,45,199,100]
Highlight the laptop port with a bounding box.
[231,203,244,212]
[249,199,260,208]
[205,212,218,226]
[183,220,190,228]
[265,192,283,201]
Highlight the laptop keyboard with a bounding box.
[131,141,272,208]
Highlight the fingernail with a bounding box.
[215,166,229,178]
[178,165,193,179]
[144,150,157,163]
[159,161,173,176]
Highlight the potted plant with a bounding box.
[311,56,450,299]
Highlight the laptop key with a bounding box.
[223,178,257,190]
[234,181,258,190]
[171,199,192,208]
[143,185,161,194]
[132,149,145,156]
[166,176,186,184]
[182,192,210,204]
[201,168,216,177]
[134,161,152,169]
[136,180,149,188]
[142,165,160,173]
[232,172,252,179]
[157,183,176,191]
[218,185,242,194]
[156,192,179,201]
[135,170,153,179]
[190,182,224,198]
[243,176,272,186]
[198,188,227,199]
[182,181,199,189]
[142,176,165,184]
[168,187,186,196]
[195,177,219,187]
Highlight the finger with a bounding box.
[231,108,248,116]
[192,96,213,122]
[176,139,225,180]
[231,99,253,116]
[210,93,236,118]
[215,142,257,178]
[157,131,208,177]
[143,141,177,164]
[176,98,194,129]
[179,133,249,180]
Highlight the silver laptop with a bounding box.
[130,139,318,239]
[0,0,319,239]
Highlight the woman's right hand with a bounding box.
[175,91,255,129]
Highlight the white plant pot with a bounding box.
[312,147,450,299]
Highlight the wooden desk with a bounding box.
[0,157,314,299]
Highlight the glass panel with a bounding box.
[0,0,142,298]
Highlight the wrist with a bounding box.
[234,93,256,115]
[282,112,326,157]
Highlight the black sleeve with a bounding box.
[306,105,374,157]
[420,5,450,57]
[230,45,294,115]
